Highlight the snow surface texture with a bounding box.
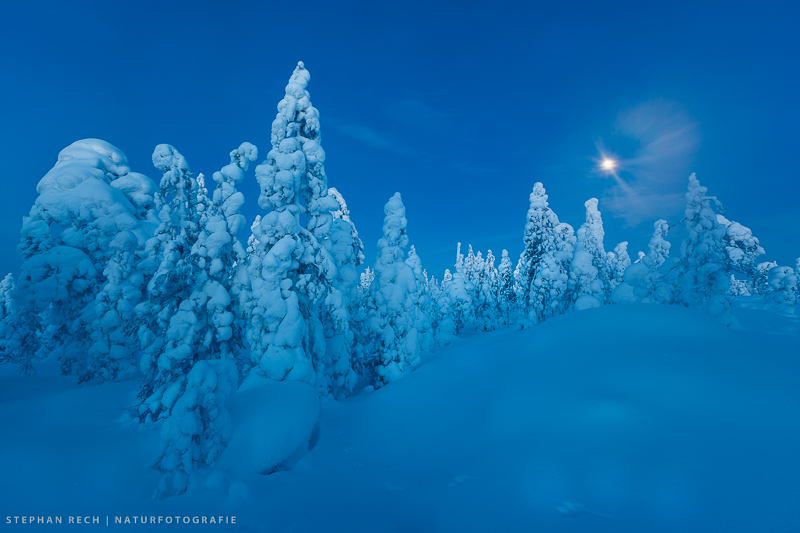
[1,303,798,532]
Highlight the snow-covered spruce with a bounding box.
[517,183,573,324]
[675,173,734,325]
[622,219,675,304]
[321,188,364,398]
[474,250,500,331]
[136,145,202,417]
[765,266,798,307]
[152,359,238,498]
[432,271,456,346]
[608,241,631,290]
[717,214,764,280]
[405,245,435,352]
[446,243,474,333]
[244,61,342,395]
[9,139,156,377]
[365,193,419,386]
[753,261,777,295]
[571,198,609,310]
[0,274,15,365]
[497,250,516,327]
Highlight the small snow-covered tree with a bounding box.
[434,271,456,345]
[474,250,500,331]
[0,274,15,365]
[765,266,798,307]
[365,193,419,386]
[676,174,733,324]
[571,198,610,309]
[717,214,764,280]
[608,242,631,290]
[753,261,777,295]
[405,246,435,352]
[152,359,238,498]
[631,219,676,303]
[447,243,474,332]
[497,250,516,326]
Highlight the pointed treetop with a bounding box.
[529,182,549,208]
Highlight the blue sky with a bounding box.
[1,0,798,278]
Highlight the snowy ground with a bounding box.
[1,302,798,532]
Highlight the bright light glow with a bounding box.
[601,158,617,171]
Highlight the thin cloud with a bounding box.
[599,100,700,226]
[326,117,423,157]
[387,97,454,126]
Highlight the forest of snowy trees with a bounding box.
[0,62,798,497]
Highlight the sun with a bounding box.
[601,158,617,171]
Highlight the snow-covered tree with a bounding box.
[728,275,752,297]
[405,246,435,352]
[0,274,15,365]
[676,174,733,324]
[81,231,145,383]
[136,144,202,417]
[571,198,610,309]
[433,271,456,345]
[717,214,764,280]
[365,193,419,386]
[516,183,574,323]
[447,243,474,332]
[497,250,516,326]
[321,188,363,397]
[152,359,238,498]
[608,241,631,290]
[245,61,340,392]
[475,250,500,331]
[626,219,675,304]
[765,266,798,307]
[753,261,777,295]
[8,139,156,376]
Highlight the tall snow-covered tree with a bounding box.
[365,193,419,386]
[517,183,572,323]
[245,61,340,392]
[136,145,202,417]
[321,188,363,397]
[571,198,610,309]
[676,173,733,324]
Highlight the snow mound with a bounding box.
[222,376,320,475]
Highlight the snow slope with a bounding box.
[1,303,798,532]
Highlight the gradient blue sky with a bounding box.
[1,0,798,278]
